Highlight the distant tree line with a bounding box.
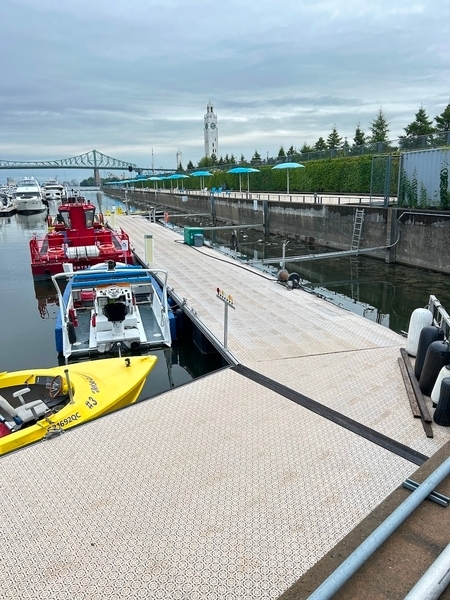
[179,103,450,171]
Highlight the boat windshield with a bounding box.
[16,192,39,198]
[85,208,95,228]
[58,210,71,228]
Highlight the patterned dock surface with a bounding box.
[1,216,448,600]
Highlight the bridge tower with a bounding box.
[93,149,101,186]
[204,101,218,159]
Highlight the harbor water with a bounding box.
[0,191,226,404]
[2,189,450,401]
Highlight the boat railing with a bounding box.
[52,266,172,350]
[427,295,450,340]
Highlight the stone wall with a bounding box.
[104,189,450,274]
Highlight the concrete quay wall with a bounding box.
[105,188,450,274]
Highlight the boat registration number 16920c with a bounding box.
[57,412,81,428]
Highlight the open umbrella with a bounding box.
[168,173,190,189]
[227,167,260,193]
[146,176,163,190]
[271,162,305,195]
[190,171,212,191]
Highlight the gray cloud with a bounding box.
[0,0,448,176]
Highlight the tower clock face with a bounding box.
[210,123,216,129]
[204,123,208,130]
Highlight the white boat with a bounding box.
[0,192,16,216]
[42,179,66,201]
[14,177,47,215]
[52,261,174,362]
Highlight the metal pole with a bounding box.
[64,369,74,404]
[307,456,450,600]
[224,303,229,350]
[404,543,450,600]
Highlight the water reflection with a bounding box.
[33,278,59,320]
[16,211,48,232]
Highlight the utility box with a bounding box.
[184,227,204,246]
[193,234,204,247]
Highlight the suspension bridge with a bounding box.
[0,149,161,185]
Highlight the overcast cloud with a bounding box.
[0,0,449,177]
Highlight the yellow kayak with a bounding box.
[0,355,157,456]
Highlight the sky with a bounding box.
[0,0,449,181]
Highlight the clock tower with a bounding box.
[204,101,218,159]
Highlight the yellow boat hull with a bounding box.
[0,355,157,456]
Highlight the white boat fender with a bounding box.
[405,307,433,356]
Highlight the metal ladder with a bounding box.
[351,209,365,251]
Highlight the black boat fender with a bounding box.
[67,323,77,344]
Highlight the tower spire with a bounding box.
[204,101,218,159]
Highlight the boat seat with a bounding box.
[103,302,127,322]
[17,401,49,422]
[0,393,49,424]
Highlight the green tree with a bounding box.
[369,108,390,144]
[251,150,262,165]
[315,137,327,151]
[229,154,237,165]
[300,142,314,153]
[80,176,95,186]
[435,102,450,132]
[277,146,286,159]
[197,156,211,168]
[400,105,435,149]
[435,102,450,145]
[187,160,195,170]
[353,122,366,146]
[286,145,295,159]
[327,125,342,150]
[239,154,246,164]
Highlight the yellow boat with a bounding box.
[0,355,157,456]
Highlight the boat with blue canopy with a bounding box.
[52,261,174,362]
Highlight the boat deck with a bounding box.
[1,216,449,599]
[66,300,167,358]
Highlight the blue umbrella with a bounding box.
[271,162,305,195]
[227,167,260,192]
[168,173,190,190]
[146,176,163,190]
[190,171,212,190]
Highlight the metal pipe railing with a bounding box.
[307,456,450,600]
[404,543,450,599]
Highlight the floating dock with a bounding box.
[1,215,449,599]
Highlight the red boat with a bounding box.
[29,194,134,278]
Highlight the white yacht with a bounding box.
[14,177,47,215]
[42,179,66,201]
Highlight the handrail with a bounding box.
[427,295,450,340]
[307,456,450,599]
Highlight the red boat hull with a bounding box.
[29,195,135,278]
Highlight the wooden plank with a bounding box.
[397,357,421,418]
[399,348,433,438]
